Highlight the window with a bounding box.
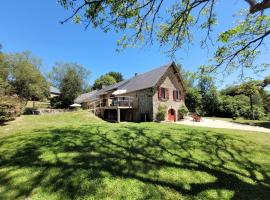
[158,87,169,100]
[173,90,181,101]
[161,88,166,99]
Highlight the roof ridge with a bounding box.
[132,63,172,77]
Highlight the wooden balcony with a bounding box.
[88,96,134,110]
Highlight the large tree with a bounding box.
[48,62,90,89]
[60,68,85,107]
[0,45,10,96]
[48,62,91,107]
[93,74,117,90]
[3,52,49,102]
[59,0,270,75]
[106,71,124,83]
[198,68,219,116]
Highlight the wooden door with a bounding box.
[168,109,176,122]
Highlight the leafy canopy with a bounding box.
[60,68,85,107]
[3,52,49,101]
[48,62,90,89]
[106,71,124,83]
[92,71,123,90]
[93,74,117,90]
[48,62,91,107]
[59,0,270,76]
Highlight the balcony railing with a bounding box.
[111,96,134,107]
[88,96,134,109]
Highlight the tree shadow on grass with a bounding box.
[0,123,269,199]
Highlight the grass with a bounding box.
[0,111,270,200]
[206,117,270,129]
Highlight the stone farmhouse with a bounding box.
[75,62,186,122]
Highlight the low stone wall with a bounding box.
[32,109,70,115]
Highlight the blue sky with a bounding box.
[0,0,269,88]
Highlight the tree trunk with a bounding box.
[249,95,254,120]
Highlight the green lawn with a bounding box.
[0,111,270,200]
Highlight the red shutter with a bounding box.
[158,87,162,100]
[166,88,169,99]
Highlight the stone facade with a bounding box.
[122,66,185,122]
[152,66,185,121]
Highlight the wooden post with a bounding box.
[117,108,121,123]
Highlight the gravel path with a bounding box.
[175,117,270,133]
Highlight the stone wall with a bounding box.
[152,66,185,121]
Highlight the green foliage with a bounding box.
[217,94,265,120]
[60,68,84,108]
[198,72,219,116]
[220,86,239,96]
[48,62,90,108]
[106,71,124,83]
[178,105,188,120]
[48,62,90,90]
[92,71,123,90]
[156,105,167,121]
[215,12,270,74]
[183,66,269,119]
[185,88,202,113]
[0,96,25,123]
[0,54,12,96]
[218,95,249,118]
[59,1,270,76]
[4,52,49,101]
[50,96,63,109]
[93,74,117,90]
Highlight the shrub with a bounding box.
[178,105,189,120]
[50,96,63,108]
[217,95,266,120]
[0,96,25,123]
[243,106,265,120]
[156,105,167,121]
[185,88,202,113]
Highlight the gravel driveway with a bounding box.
[175,117,270,133]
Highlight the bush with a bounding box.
[156,105,167,121]
[217,95,266,120]
[50,96,63,108]
[178,105,188,120]
[0,96,25,123]
[243,106,265,120]
[185,88,202,113]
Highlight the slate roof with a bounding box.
[49,86,60,94]
[74,90,97,103]
[75,63,174,103]
[117,63,171,93]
